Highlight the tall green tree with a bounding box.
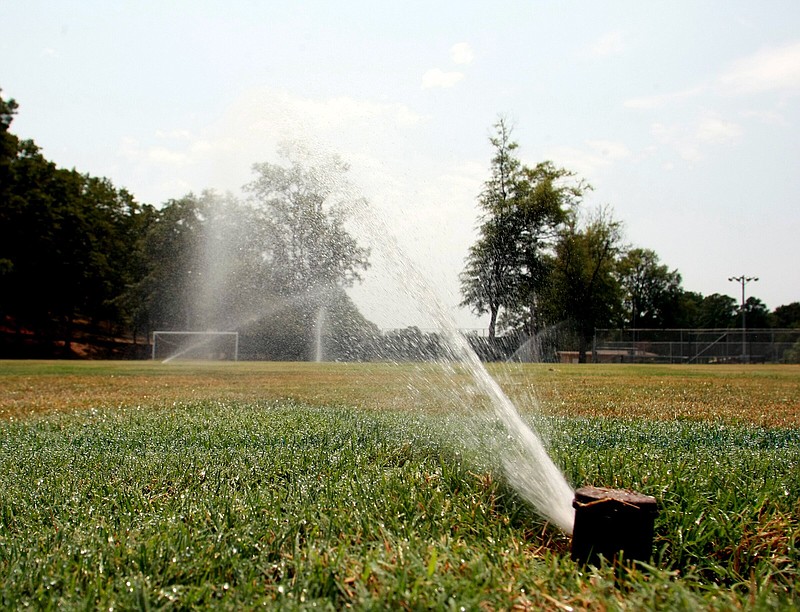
[1,141,148,351]
[460,212,519,339]
[134,195,206,331]
[672,290,704,328]
[542,206,624,362]
[0,140,59,334]
[737,296,770,329]
[460,118,521,339]
[114,201,158,345]
[616,248,683,328]
[246,144,369,296]
[0,89,19,230]
[500,162,586,336]
[696,293,737,328]
[460,119,582,339]
[191,191,273,332]
[771,302,800,328]
[244,144,370,358]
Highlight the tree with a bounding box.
[75,176,148,327]
[696,293,737,328]
[460,211,519,339]
[738,296,770,329]
[0,89,19,219]
[135,195,206,331]
[616,248,683,328]
[0,90,15,317]
[1,129,149,353]
[771,302,800,328]
[460,118,521,339]
[672,290,704,328]
[2,92,377,359]
[113,201,158,345]
[244,144,370,358]
[246,144,369,295]
[501,162,585,335]
[460,119,582,339]
[183,190,272,332]
[541,206,624,362]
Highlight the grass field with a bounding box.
[1,360,799,609]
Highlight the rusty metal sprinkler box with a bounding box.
[571,486,658,567]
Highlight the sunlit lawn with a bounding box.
[0,361,798,609]
[3,361,799,426]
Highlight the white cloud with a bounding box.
[115,89,432,204]
[650,113,742,161]
[120,137,190,167]
[421,68,465,89]
[154,129,193,140]
[450,42,474,65]
[589,30,625,57]
[147,146,190,165]
[623,86,705,109]
[718,41,800,95]
[626,41,800,111]
[544,139,631,178]
[738,109,787,125]
[292,95,426,131]
[585,139,632,161]
[651,122,701,161]
[695,115,743,144]
[421,43,472,90]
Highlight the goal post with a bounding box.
[151,331,239,362]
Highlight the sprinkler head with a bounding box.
[571,486,657,567]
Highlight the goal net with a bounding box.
[151,331,239,362]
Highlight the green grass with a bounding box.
[1,390,798,610]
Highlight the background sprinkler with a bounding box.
[571,486,658,567]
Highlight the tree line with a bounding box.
[459,119,800,362]
[0,90,373,359]
[1,92,797,361]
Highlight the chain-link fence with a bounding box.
[592,328,800,364]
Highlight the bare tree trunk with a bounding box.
[578,334,588,363]
[488,306,498,340]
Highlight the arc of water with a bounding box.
[347,196,576,533]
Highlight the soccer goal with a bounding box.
[151,331,239,362]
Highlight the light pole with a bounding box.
[728,275,758,363]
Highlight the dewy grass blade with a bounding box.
[0,362,798,609]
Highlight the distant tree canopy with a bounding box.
[616,248,682,328]
[772,303,800,329]
[1,92,798,360]
[246,144,370,295]
[540,206,625,361]
[460,119,585,340]
[0,90,375,358]
[0,104,151,353]
[460,118,800,362]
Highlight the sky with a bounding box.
[3,0,799,330]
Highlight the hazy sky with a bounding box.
[3,1,799,329]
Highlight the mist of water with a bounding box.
[182,143,576,533]
[314,305,326,362]
[342,193,576,533]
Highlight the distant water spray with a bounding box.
[180,141,576,532]
[161,336,213,364]
[314,305,326,362]
[342,191,576,534]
